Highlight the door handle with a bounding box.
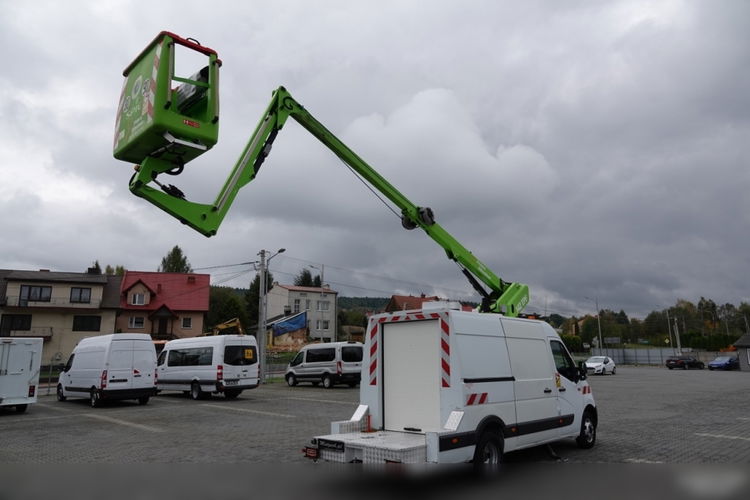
[544,388,552,394]
[558,387,566,392]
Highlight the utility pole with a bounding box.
[673,317,682,355]
[257,249,267,384]
[744,315,749,334]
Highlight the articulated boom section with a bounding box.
[116,35,529,317]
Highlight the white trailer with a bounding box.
[304,304,597,465]
[0,338,43,413]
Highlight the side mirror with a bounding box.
[578,361,588,381]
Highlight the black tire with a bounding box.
[90,389,100,408]
[611,367,616,375]
[56,384,66,402]
[138,396,150,405]
[709,367,714,371]
[698,363,704,370]
[190,382,203,401]
[15,404,28,413]
[576,410,597,449]
[668,366,673,370]
[322,374,333,389]
[472,432,503,473]
[286,374,298,387]
[224,389,240,400]
[683,364,688,370]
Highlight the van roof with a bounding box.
[164,334,256,348]
[301,341,362,349]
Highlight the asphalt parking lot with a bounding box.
[1,366,748,464]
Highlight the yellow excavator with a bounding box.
[205,317,245,336]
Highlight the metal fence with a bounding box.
[591,347,721,365]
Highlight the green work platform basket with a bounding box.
[113,31,220,166]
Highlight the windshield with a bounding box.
[587,357,605,363]
[712,357,730,362]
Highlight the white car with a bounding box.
[585,356,616,375]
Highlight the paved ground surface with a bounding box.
[1,366,748,463]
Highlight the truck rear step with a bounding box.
[312,431,427,464]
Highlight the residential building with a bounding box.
[0,269,121,363]
[384,294,441,312]
[266,283,337,342]
[116,271,209,340]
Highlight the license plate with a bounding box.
[224,380,238,386]
[318,439,345,453]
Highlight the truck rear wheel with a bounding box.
[15,404,28,413]
[473,432,503,473]
[322,374,333,389]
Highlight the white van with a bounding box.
[285,341,363,389]
[57,334,157,407]
[157,334,259,400]
[303,305,597,466]
[0,338,42,413]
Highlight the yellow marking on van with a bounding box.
[201,403,295,418]
[84,414,164,432]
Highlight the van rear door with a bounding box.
[107,340,136,390]
[382,319,442,433]
[222,341,258,385]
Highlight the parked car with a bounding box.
[585,356,616,375]
[708,356,739,371]
[666,356,704,370]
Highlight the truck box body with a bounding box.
[0,338,42,412]
[306,305,596,464]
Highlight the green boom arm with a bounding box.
[129,87,529,315]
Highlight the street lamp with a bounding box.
[584,296,604,354]
[257,247,285,383]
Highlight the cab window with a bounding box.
[550,340,578,381]
[290,352,303,367]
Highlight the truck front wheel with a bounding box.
[576,410,597,449]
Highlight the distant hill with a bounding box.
[337,296,389,311]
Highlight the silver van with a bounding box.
[285,342,363,389]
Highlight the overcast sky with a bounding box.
[1,0,748,318]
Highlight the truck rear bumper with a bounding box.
[306,431,427,464]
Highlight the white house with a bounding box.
[266,284,337,342]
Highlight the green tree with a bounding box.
[105,264,126,276]
[245,271,274,327]
[158,245,193,273]
[294,268,315,287]
[88,260,102,274]
[207,286,249,332]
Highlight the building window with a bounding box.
[70,287,91,304]
[317,301,330,312]
[131,293,145,305]
[19,285,52,305]
[315,320,330,330]
[0,314,32,334]
[72,315,101,332]
[293,299,300,313]
[305,299,310,310]
[182,317,192,329]
[129,316,145,329]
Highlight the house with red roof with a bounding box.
[116,271,209,339]
[384,294,475,313]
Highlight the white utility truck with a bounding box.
[0,337,43,413]
[303,303,596,465]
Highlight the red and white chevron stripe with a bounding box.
[466,393,489,405]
